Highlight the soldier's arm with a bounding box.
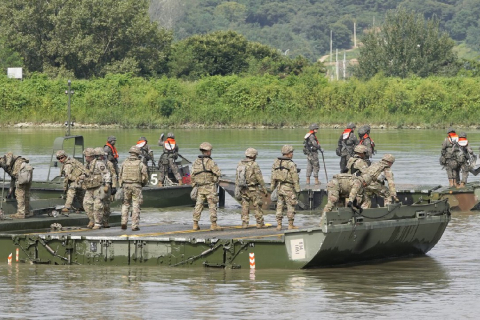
[384,168,397,197]
[441,139,448,152]
[210,160,221,178]
[290,162,301,193]
[309,135,320,150]
[365,140,373,157]
[99,162,111,185]
[141,163,149,186]
[254,163,267,193]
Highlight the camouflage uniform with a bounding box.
[81,149,111,229]
[441,129,460,186]
[338,123,359,172]
[59,152,85,211]
[0,153,33,218]
[94,147,118,226]
[358,125,375,161]
[360,156,397,208]
[271,145,300,230]
[303,124,322,182]
[457,133,476,186]
[137,137,154,167]
[158,133,182,185]
[104,136,119,175]
[235,148,268,228]
[191,144,221,228]
[323,174,365,213]
[119,147,148,231]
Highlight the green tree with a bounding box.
[0,37,23,72]
[355,8,458,79]
[0,0,172,78]
[214,2,247,24]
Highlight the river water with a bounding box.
[0,128,479,318]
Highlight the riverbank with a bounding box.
[2,73,480,128]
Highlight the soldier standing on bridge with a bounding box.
[104,136,119,175]
[358,125,375,164]
[337,122,359,172]
[157,132,183,186]
[303,123,324,185]
[57,150,85,214]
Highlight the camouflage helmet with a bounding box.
[56,150,67,158]
[83,148,95,157]
[459,132,467,138]
[167,132,175,139]
[94,147,106,156]
[382,154,395,163]
[364,124,371,133]
[139,136,147,141]
[309,123,319,130]
[107,136,116,143]
[357,126,366,136]
[354,144,367,154]
[245,148,258,158]
[447,127,455,134]
[347,122,356,129]
[281,144,294,155]
[199,142,213,151]
[129,146,141,155]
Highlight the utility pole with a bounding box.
[330,30,333,80]
[343,51,346,79]
[354,22,357,48]
[65,80,75,136]
[336,49,339,81]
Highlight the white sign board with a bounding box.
[7,68,22,79]
[290,238,306,260]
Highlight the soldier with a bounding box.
[235,148,268,229]
[337,123,359,173]
[361,154,399,208]
[441,128,460,187]
[346,145,369,176]
[119,146,148,231]
[157,132,183,186]
[457,132,476,188]
[191,142,222,231]
[80,148,111,230]
[56,150,85,214]
[136,136,154,167]
[104,136,119,175]
[358,125,375,162]
[0,153,33,219]
[94,147,118,228]
[322,173,365,218]
[303,123,324,185]
[271,145,301,230]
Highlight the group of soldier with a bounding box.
[4,124,479,232]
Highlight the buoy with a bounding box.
[249,252,255,269]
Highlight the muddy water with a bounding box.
[0,128,479,318]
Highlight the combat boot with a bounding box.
[132,226,140,231]
[87,221,94,229]
[121,224,127,230]
[193,221,200,231]
[92,224,102,230]
[256,223,267,229]
[103,221,110,228]
[276,219,282,231]
[458,182,465,188]
[61,207,70,214]
[157,182,163,187]
[448,179,454,187]
[288,220,299,230]
[314,177,320,185]
[242,221,249,229]
[306,177,310,185]
[210,222,222,231]
[10,213,25,219]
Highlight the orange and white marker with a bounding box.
[7,253,12,265]
[249,252,255,269]
[16,248,19,262]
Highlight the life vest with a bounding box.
[360,134,375,149]
[458,137,468,147]
[105,142,119,159]
[121,158,143,183]
[342,129,352,140]
[448,133,459,144]
[164,138,176,151]
[136,140,147,148]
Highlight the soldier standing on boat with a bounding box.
[157,132,183,186]
[337,123,359,173]
[191,142,222,231]
[119,146,148,231]
[440,128,460,187]
[358,125,375,163]
[0,153,33,219]
[104,136,119,175]
[271,145,301,230]
[136,137,154,167]
[80,148,111,230]
[95,147,118,228]
[56,150,85,214]
[456,132,476,188]
[303,123,324,185]
[235,148,268,229]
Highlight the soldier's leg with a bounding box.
[276,192,285,221]
[323,180,339,213]
[103,185,112,225]
[461,164,469,185]
[24,182,31,215]
[131,186,143,230]
[83,190,94,226]
[285,189,298,228]
[121,186,133,227]
[158,164,166,185]
[193,190,206,222]
[253,189,265,226]
[93,187,105,228]
[306,157,313,179]
[65,186,76,209]
[340,156,347,173]
[361,191,372,209]
[206,190,219,223]
[169,158,182,181]
[312,153,320,179]
[240,189,250,226]
[15,184,26,217]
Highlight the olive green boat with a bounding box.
[0,200,450,268]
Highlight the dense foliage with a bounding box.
[2,74,480,127]
[356,8,458,79]
[151,0,480,61]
